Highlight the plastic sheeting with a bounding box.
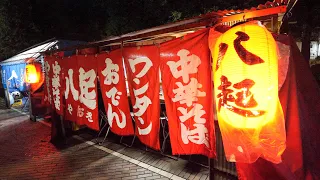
[0,63,27,92]
[209,21,286,163]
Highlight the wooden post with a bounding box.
[29,92,36,121]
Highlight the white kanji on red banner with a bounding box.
[65,69,79,101]
[52,61,61,110]
[107,103,126,128]
[44,61,52,104]
[79,68,97,110]
[106,87,122,106]
[172,78,206,107]
[129,57,152,84]
[102,58,119,85]
[77,105,84,117]
[167,49,209,148]
[129,57,153,135]
[167,49,201,83]
[65,67,97,123]
[102,58,127,129]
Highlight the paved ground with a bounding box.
[0,105,237,180]
[0,108,209,180]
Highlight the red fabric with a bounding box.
[43,56,53,106]
[61,55,99,131]
[160,29,216,158]
[60,56,78,122]
[44,56,63,115]
[236,35,320,179]
[97,50,135,136]
[77,55,99,131]
[123,46,160,150]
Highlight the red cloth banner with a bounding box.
[62,55,99,131]
[60,56,78,122]
[123,46,160,150]
[97,50,135,136]
[160,29,216,158]
[44,56,63,115]
[44,56,53,106]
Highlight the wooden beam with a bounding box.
[44,5,287,54]
[219,6,286,23]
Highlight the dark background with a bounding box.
[0,0,319,60]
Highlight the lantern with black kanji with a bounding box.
[210,21,286,163]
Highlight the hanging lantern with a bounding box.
[210,21,286,163]
[25,64,39,83]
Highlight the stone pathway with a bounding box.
[0,112,175,180]
[0,109,214,180]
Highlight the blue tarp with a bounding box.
[1,63,27,92]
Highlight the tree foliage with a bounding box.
[0,0,270,60]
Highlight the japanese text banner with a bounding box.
[97,50,135,136]
[160,29,216,158]
[123,46,161,150]
[60,56,78,122]
[44,56,53,106]
[62,55,99,131]
[44,56,63,115]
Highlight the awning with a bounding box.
[0,40,58,66]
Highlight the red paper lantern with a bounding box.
[210,21,286,163]
[25,64,39,83]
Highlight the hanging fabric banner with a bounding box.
[51,58,63,115]
[62,55,99,131]
[44,56,53,105]
[61,56,78,122]
[77,55,99,130]
[209,21,286,163]
[97,50,135,136]
[160,29,216,158]
[1,63,27,92]
[44,56,63,115]
[123,45,160,150]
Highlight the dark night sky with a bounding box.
[1,0,319,60]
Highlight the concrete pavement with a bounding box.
[0,109,211,180]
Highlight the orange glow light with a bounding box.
[212,21,279,129]
[210,21,286,163]
[25,64,39,83]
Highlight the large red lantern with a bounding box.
[25,64,40,83]
[209,21,286,163]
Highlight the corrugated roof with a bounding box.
[1,40,58,65]
[92,1,288,47]
[213,1,288,18]
[45,0,289,53]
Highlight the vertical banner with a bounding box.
[123,46,160,150]
[97,50,135,136]
[44,56,53,105]
[77,55,99,130]
[1,63,27,92]
[62,55,99,131]
[160,29,216,157]
[44,56,63,115]
[51,58,63,115]
[61,56,79,122]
